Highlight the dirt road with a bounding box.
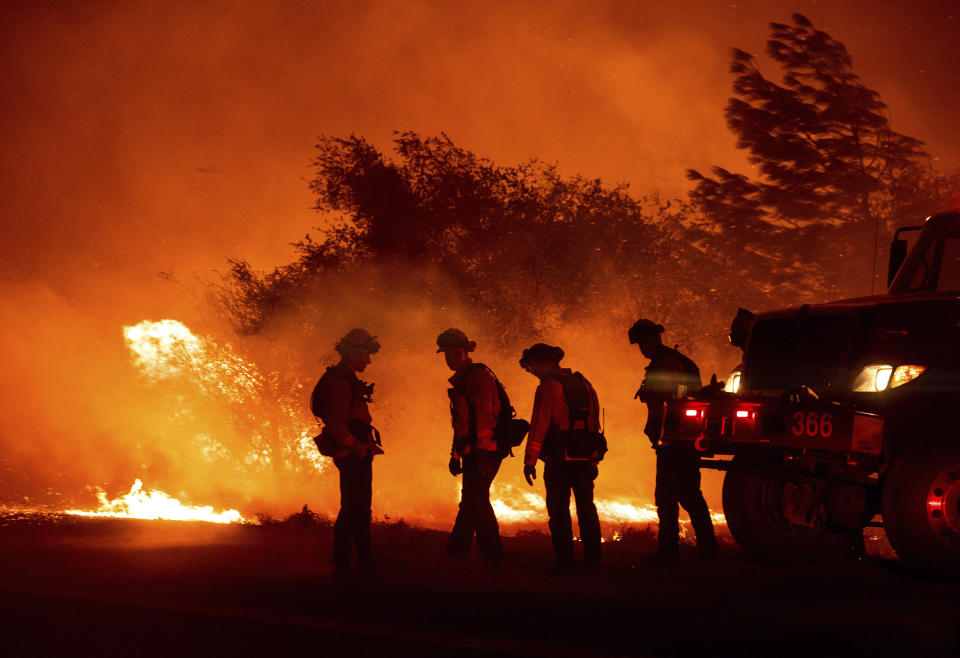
[1,516,957,657]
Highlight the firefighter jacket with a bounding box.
[448,361,501,458]
[637,345,701,444]
[524,369,600,465]
[311,363,374,458]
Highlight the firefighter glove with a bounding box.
[523,464,537,486]
[448,456,462,477]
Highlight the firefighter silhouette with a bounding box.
[310,328,383,579]
[521,343,604,572]
[630,320,717,562]
[438,328,507,564]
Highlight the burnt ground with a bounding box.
[0,515,957,657]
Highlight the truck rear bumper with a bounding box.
[662,397,884,456]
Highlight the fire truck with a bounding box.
[662,209,960,571]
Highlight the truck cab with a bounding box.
[662,210,960,571]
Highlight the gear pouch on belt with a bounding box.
[348,419,383,456]
[494,418,530,458]
[315,421,382,458]
[560,429,607,462]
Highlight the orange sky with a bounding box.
[2,0,957,313]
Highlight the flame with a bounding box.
[121,319,323,474]
[65,479,246,524]
[490,483,726,527]
[124,320,204,381]
[123,319,261,399]
[107,319,723,530]
[490,484,727,528]
[595,498,660,524]
[491,491,660,525]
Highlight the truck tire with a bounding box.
[722,463,846,562]
[881,439,960,573]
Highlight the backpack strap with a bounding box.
[540,371,603,462]
[665,347,702,392]
[451,362,485,441]
[451,362,515,445]
[557,371,591,428]
[311,364,374,422]
[310,365,348,419]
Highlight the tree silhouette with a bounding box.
[211,18,959,385]
[217,132,721,351]
[687,13,951,296]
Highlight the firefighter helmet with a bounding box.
[335,328,381,355]
[628,319,664,344]
[436,328,476,352]
[519,343,565,368]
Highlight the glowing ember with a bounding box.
[66,479,246,524]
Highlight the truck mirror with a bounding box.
[887,238,908,286]
[887,225,923,287]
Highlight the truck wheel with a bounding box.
[722,464,846,562]
[881,439,960,573]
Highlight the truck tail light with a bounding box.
[685,408,700,417]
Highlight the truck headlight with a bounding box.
[890,365,926,388]
[724,370,742,393]
[853,365,893,392]
[853,364,925,392]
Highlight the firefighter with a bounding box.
[521,343,604,572]
[310,328,383,578]
[438,328,506,564]
[630,319,717,562]
[713,307,755,396]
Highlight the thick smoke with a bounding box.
[0,260,737,523]
[194,259,740,524]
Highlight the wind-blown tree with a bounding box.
[688,13,954,299]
